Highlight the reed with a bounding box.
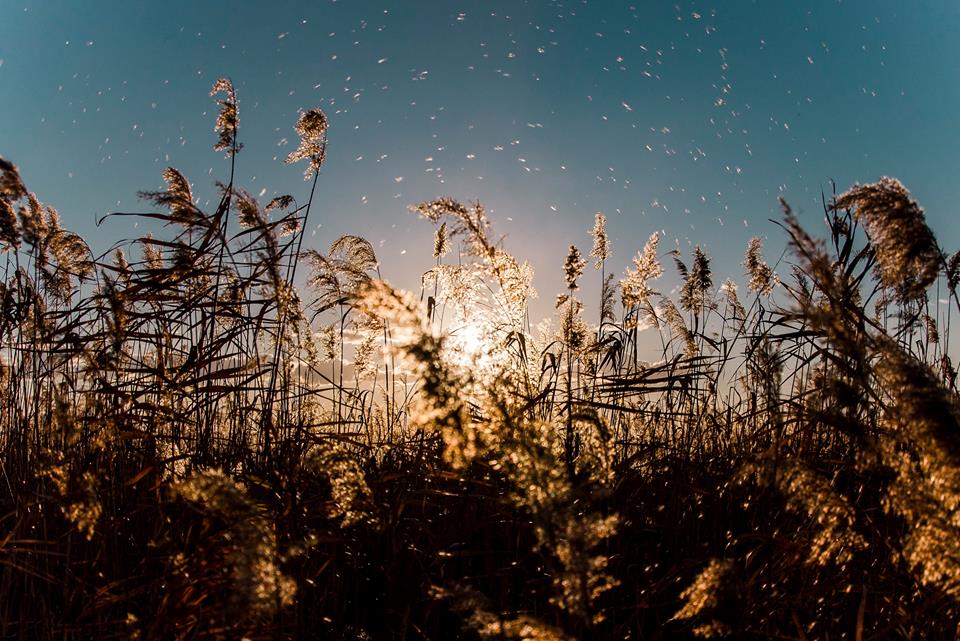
[0,82,958,640]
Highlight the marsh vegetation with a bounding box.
[1,81,959,640]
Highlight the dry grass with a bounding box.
[0,81,959,640]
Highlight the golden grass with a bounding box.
[0,80,958,640]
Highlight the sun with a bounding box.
[447,318,498,375]
[454,322,486,359]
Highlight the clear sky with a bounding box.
[2,0,958,321]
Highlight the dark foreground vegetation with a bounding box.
[2,80,960,640]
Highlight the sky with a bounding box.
[2,0,959,323]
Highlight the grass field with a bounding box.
[1,80,959,640]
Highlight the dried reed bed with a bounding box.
[0,81,959,640]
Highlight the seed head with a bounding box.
[743,237,777,296]
[286,108,329,179]
[590,212,609,268]
[210,78,240,155]
[833,177,940,303]
[563,244,586,291]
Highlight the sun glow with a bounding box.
[447,318,498,375]
[454,322,486,358]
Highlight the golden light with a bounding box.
[453,322,486,359]
[447,317,498,375]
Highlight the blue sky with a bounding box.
[2,0,958,321]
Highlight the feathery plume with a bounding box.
[137,167,202,227]
[412,198,492,259]
[563,245,586,291]
[0,156,27,202]
[589,212,609,269]
[309,441,377,528]
[210,78,240,155]
[234,189,266,229]
[317,324,339,361]
[946,250,960,296]
[621,231,663,311]
[286,108,328,179]
[352,330,379,381]
[433,221,450,259]
[432,584,574,641]
[173,470,295,616]
[663,299,697,357]
[600,273,616,324]
[559,297,587,350]
[720,278,745,329]
[679,245,713,313]
[265,194,294,211]
[673,558,734,637]
[0,199,20,250]
[743,236,777,296]
[833,177,940,303]
[413,196,470,222]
